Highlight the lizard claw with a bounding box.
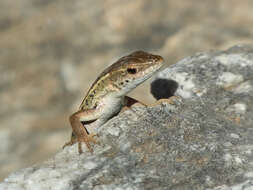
[63,133,99,154]
[78,133,99,154]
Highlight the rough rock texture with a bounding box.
[1,45,253,189]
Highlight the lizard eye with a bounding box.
[127,68,137,74]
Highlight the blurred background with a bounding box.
[0,0,253,181]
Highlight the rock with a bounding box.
[1,45,253,189]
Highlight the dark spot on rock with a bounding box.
[151,79,178,100]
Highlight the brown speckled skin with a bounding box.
[64,51,164,154]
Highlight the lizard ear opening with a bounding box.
[127,68,137,74]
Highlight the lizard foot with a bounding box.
[63,133,99,154]
[149,96,179,107]
[77,133,98,154]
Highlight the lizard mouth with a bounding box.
[152,55,164,71]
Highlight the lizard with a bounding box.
[63,51,164,154]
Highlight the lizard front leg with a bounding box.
[148,96,179,107]
[122,96,179,112]
[63,108,101,154]
[120,96,147,111]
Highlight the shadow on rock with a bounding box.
[150,78,178,100]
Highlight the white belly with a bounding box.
[86,95,124,134]
[99,95,124,120]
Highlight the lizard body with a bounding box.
[64,51,164,153]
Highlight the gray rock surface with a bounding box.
[1,45,253,189]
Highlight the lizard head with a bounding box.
[108,51,164,95]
